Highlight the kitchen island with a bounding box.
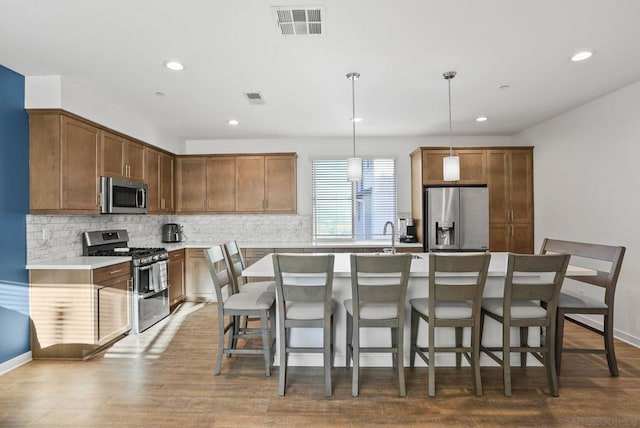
[243,252,595,368]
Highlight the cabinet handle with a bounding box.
[161,198,165,210]
[109,269,123,275]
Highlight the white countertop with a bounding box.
[164,240,423,251]
[243,252,596,278]
[26,256,132,270]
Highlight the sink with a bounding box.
[369,252,422,259]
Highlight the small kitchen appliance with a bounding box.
[162,223,184,243]
[398,217,418,243]
[83,229,169,333]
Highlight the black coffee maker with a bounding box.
[399,218,418,243]
[162,223,184,243]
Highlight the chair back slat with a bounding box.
[350,254,411,314]
[273,254,334,308]
[504,253,570,316]
[223,241,248,292]
[204,245,235,304]
[540,238,625,293]
[429,253,491,305]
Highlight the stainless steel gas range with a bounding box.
[83,229,169,334]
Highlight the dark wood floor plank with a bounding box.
[1,302,640,426]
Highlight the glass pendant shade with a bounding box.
[443,155,460,181]
[347,157,363,182]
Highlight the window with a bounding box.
[312,158,397,240]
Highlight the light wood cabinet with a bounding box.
[101,131,145,182]
[168,249,185,307]
[185,248,214,301]
[176,153,297,214]
[206,157,236,212]
[487,148,534,253]
[411,146,534,253]
[145,147,174,213]
[421,148,486,185]
[175,157,207,212]
[29,111,102,214]
[29,262,131,359]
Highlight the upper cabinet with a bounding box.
[176,153,297,214]
[30,111,102,214]
[145,147,174,213]
[101,131,145,182]
[421,148,487,185]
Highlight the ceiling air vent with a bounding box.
[272,6,324,36]
[244,92,266,105]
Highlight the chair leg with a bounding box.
[324,316,332,397]
[391,326,398,369]
[471,325,482,396]
[260,311,272,377]
[409,308,418,368]
[331,313,336,369]
[278,320,287,395]
[520,327,529,368]
[428,323,436,397]
[352,320,360,397]
[346,313,353,368]
[229,315,238,353]
[503,322,512,397]
[215,313,227,375]
[546,324,559,397]
[555,311,566,375]
[604,313,619,377]
[396,324,406,397]
[455,327,463,368]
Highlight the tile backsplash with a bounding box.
[27,214,311,264]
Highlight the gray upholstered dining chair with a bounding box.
[204,245,276,376]
[481,253,570,397]
[272,254,336,396]
[409,252,491,397]
[345,253,412,397]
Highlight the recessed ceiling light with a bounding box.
[227,119,239,126]
[351,117,363,123]
[476,116,488,122]
[164,61,184,71]
[571,51,593,62]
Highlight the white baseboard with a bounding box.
[568,314,640,348]
[0,351,32,376]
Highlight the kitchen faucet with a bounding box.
[383,221,396,254]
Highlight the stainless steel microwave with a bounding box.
[100,176,148,214]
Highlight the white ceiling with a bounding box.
[2,0,640,141]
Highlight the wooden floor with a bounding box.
[2,302,640,427]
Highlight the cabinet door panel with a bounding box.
[145,148,161,213]
[126,141,145,182]
[236,156,265,212]
[61,117,100,210]
[160,153,174,212]
[176,158,206,212]
[168,250,185,305]
[509,150,533,224]
[457,149,486,184]
[96,276,130,344]
[265,155,296,212]
[510,223,534,254]
[101,131,125,178]
[489,224,509,252]
[206,157,236,212]
[421,150,448,185]
[487,150,509,224]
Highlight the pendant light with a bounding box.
[346,72,362,182]
[443,71,460,181]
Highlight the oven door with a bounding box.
[135,288,169,333]
[132,261,169,333]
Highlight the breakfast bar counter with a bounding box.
[243,252,595,368]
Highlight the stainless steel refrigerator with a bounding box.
[424,186,489,252]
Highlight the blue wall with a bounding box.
[0,65,30,365]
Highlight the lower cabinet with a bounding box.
[29,262,131,359]
[185,248,214,301]
[168,249,185,308]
